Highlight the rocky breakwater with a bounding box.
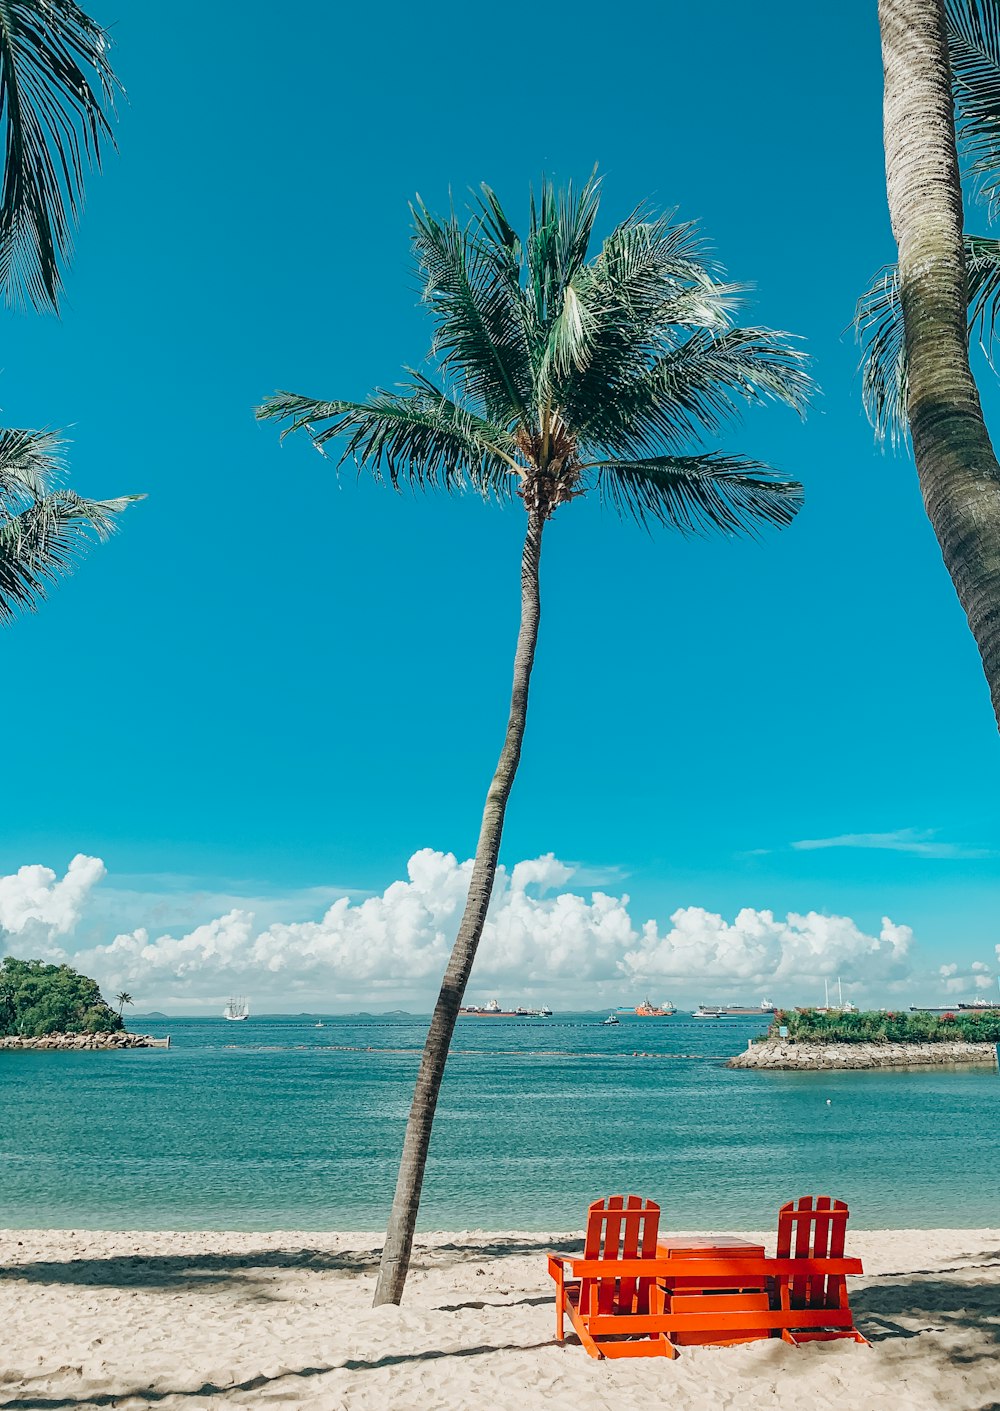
[0,1031,170,1051]
[728,1038,998,1071]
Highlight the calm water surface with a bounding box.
[2,1013,997,1229]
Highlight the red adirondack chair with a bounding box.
[773,1195,868,1345]
[548,1194,674,1359]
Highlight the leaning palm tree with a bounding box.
[258,177,810,1306]
[0,2,137,615]
[115,990,132,1017]
[860,0,1000,727]
[0,428,138,621]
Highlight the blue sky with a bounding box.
[1,0,999,1010]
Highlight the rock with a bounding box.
[727,1039,999,1071]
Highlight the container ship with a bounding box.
[694,999,777,1018]
[458,999,552,1017]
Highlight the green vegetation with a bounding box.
[773,1007,1000,1044]
[0,957,124,1038]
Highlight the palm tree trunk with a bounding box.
[880,0,1000,729]
[372,507,546,1307]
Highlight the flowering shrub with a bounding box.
[771,1008,1000,1044]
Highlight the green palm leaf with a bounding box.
[592,452,804,536]
[257,379,523,499]
[946,0,1000,216]
[0,0,121,311]
[856,234,1000,443]
[259,181,808,539]
[0,427,140,621]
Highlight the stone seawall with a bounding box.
[0,1031,170,1051]
[727,1038,998,1071]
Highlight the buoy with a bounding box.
[826,1099,831,1105]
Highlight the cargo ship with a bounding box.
[458,999,552,1017]
[634,997,676,1017]
[695,999,777,1018]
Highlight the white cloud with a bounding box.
[622,908,913,988]
[791,828,994,860]
[0,854,105,954]
[0,848,929,1011]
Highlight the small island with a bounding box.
[0,958,169,1051]
[728,1007,1000,1071]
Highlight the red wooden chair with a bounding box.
[547,1195,674,1358]
[773,1195,868,1345]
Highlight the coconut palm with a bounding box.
[0,428,139,622]
[257,177,810,1305]
[859,0,1000,727]
[0,2,137,617]
[115,990,132,1016]
[0,0,121,312]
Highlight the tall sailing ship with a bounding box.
[223,996,249,1021]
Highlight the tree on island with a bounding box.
[259,177,810,1304]
[0,957,123,1037]
[116,990,133,1017]
[0,2,141,623]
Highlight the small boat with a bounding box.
[314,1021,325,1028]
[223,996,249,1021]
[693,1005,724,1020]
[602,1014,620,1026]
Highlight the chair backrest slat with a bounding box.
[777,1195,851,1310]
[580,1195,660,1318]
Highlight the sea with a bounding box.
[2,1012,998,1232]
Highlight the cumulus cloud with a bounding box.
[0,854,105,955]
[622,908,913,988]
[0,847,922,1010]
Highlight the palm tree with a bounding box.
[0,2,137,618]
[0,0,121,312]
[860,0,1000,727]
[257,177,810,1306]
[115,990,132,1017]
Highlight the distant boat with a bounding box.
[459,999,553,1017]
[694,1000,777,1017]
[693,1006,724,1020]
[314,1021,325,1028]
[635,997,676,1017]
[602,1014,620,1026]
[223,997,249,1021]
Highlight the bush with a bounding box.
[771,1007,1000,1044]
[0,957,124,1038]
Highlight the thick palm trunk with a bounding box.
[373,507,545,1307]
[880,0,1000,729]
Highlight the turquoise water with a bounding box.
[1,1014,997,1230]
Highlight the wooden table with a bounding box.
[655,1236,770,1346]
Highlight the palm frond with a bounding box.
[856,234,1000,444]
[946,0,1000,216]
[579,326,810,460]
[257,378,522,499]
[411,197,532,426]
[593,452,804,536]
[0,485,137,622]
[0,0,122,311]
[0,424,65,501]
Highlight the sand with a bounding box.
[1,1227,998,1411]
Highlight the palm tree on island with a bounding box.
[258,176,810,1305]
[0,1,141,623]
[115,991,133,1018]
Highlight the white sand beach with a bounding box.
[0,1227,998,1411]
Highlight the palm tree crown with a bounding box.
[259,177,809,535]
[0,428,138,622]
